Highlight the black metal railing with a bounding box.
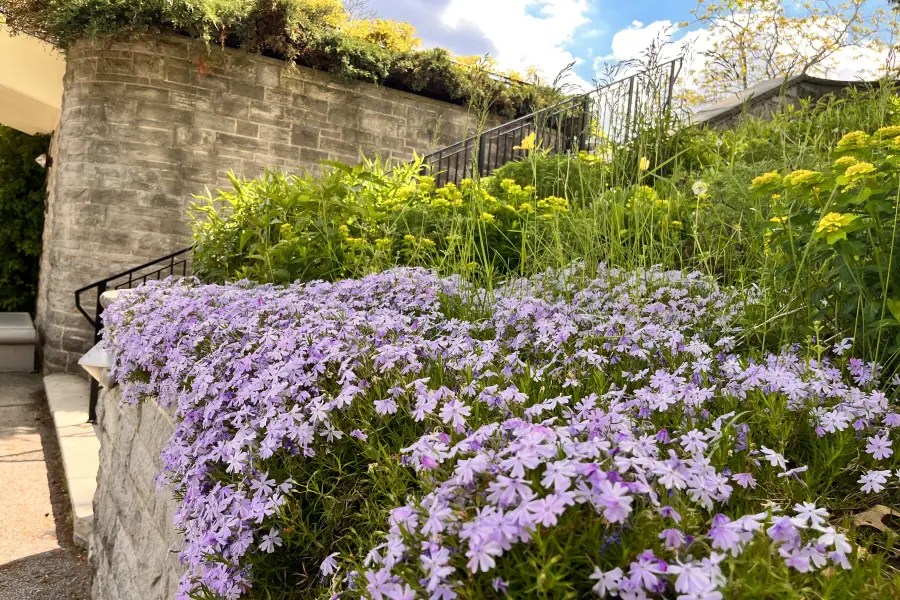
[75,246,193,422]
[421,57,683,187]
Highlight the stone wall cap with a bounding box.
[0,312,37,344]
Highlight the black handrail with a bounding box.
[419,57,683,187]
[75,245,193,422]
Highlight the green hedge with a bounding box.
[0,125,50,314]
[1,0,558,117]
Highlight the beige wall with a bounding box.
[0,24,65,134]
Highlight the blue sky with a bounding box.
[367,0,894,89]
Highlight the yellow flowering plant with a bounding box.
[751,131,900,351]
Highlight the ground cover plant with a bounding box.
[105,263,900,600]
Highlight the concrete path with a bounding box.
[0,373,91,599]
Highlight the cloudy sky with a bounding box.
[366,0,894,90]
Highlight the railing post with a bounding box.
[578,95,591,153]
[87,279,107,424]
[477,134,486,177]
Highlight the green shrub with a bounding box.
[0,125,50,314]
[191,155,592,285]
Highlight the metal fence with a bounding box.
[75,246,193,422]
[422,57,683,187]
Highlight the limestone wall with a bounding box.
[89,387,182,600]
[36,35,495,371]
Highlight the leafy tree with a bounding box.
[0,125,50,314]
[687,0,891,102]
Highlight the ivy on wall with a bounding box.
[0,125,50,314]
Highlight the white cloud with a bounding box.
[605,20,676,62]
[441,0,592,88]
[597,13,893,102]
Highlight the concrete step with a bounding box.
[43,374,98,548]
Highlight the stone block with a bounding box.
[235,121,260,138]
[217,132,270,154]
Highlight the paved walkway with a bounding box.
[0,373,91,599]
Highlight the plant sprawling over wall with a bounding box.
[0,0,556,117]
[106,265,900,600]
[0,125,50,313]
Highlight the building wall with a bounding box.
[90,387,183,600]
[36,35,494,371]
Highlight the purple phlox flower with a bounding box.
[732,472,756,489]
[777,465,808,482]
[365,568,396,600]
[679,430,708,455]
[866,433,893,460]
[597,480,633,524]
[859,469,891,494]
[658,505,682,522]
[541,459,578,492]
[660,528,686,549]
[832,338,853,356]
[258,528,282,553]
[374,398,399,416]
[439,399,472,432]
[465,538,503,573]
[589,566,623,597]
[759,446,787,470]
[491,578,508,595]
[791,502,828,529]
[628,551,666,592]
[320,552,339,577]
[707,514,743,556]
[350,429,368,441]
[668,559,717,597]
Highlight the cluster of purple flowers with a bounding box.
[103,264,897,600]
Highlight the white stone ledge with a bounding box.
[43,373,98,548]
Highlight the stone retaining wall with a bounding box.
[90,386,183,600]
[36,35,496,372]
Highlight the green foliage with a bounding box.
[752,129,900,364]
[1,0,554,117]
[0,125,49,313]
[191,156,587,285]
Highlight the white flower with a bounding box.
[692,180,709,196]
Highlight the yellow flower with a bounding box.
[832,155,857,170]
[480,212,495,223]
[375,237,392,250]
[638,156,651,171]
[670,220,683,229]
[420,238,436,249]
[816,212,856,234]
[875,125,900,139]
[844,161,875,178]
[513,132,536,151]
[835,130,870,152]
[403,234,416,243]
[770,215,786,224]
[784,169,824,187]
[771,193,782,200]
[750,170,782,190]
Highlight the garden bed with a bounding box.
[104,264,900,599]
